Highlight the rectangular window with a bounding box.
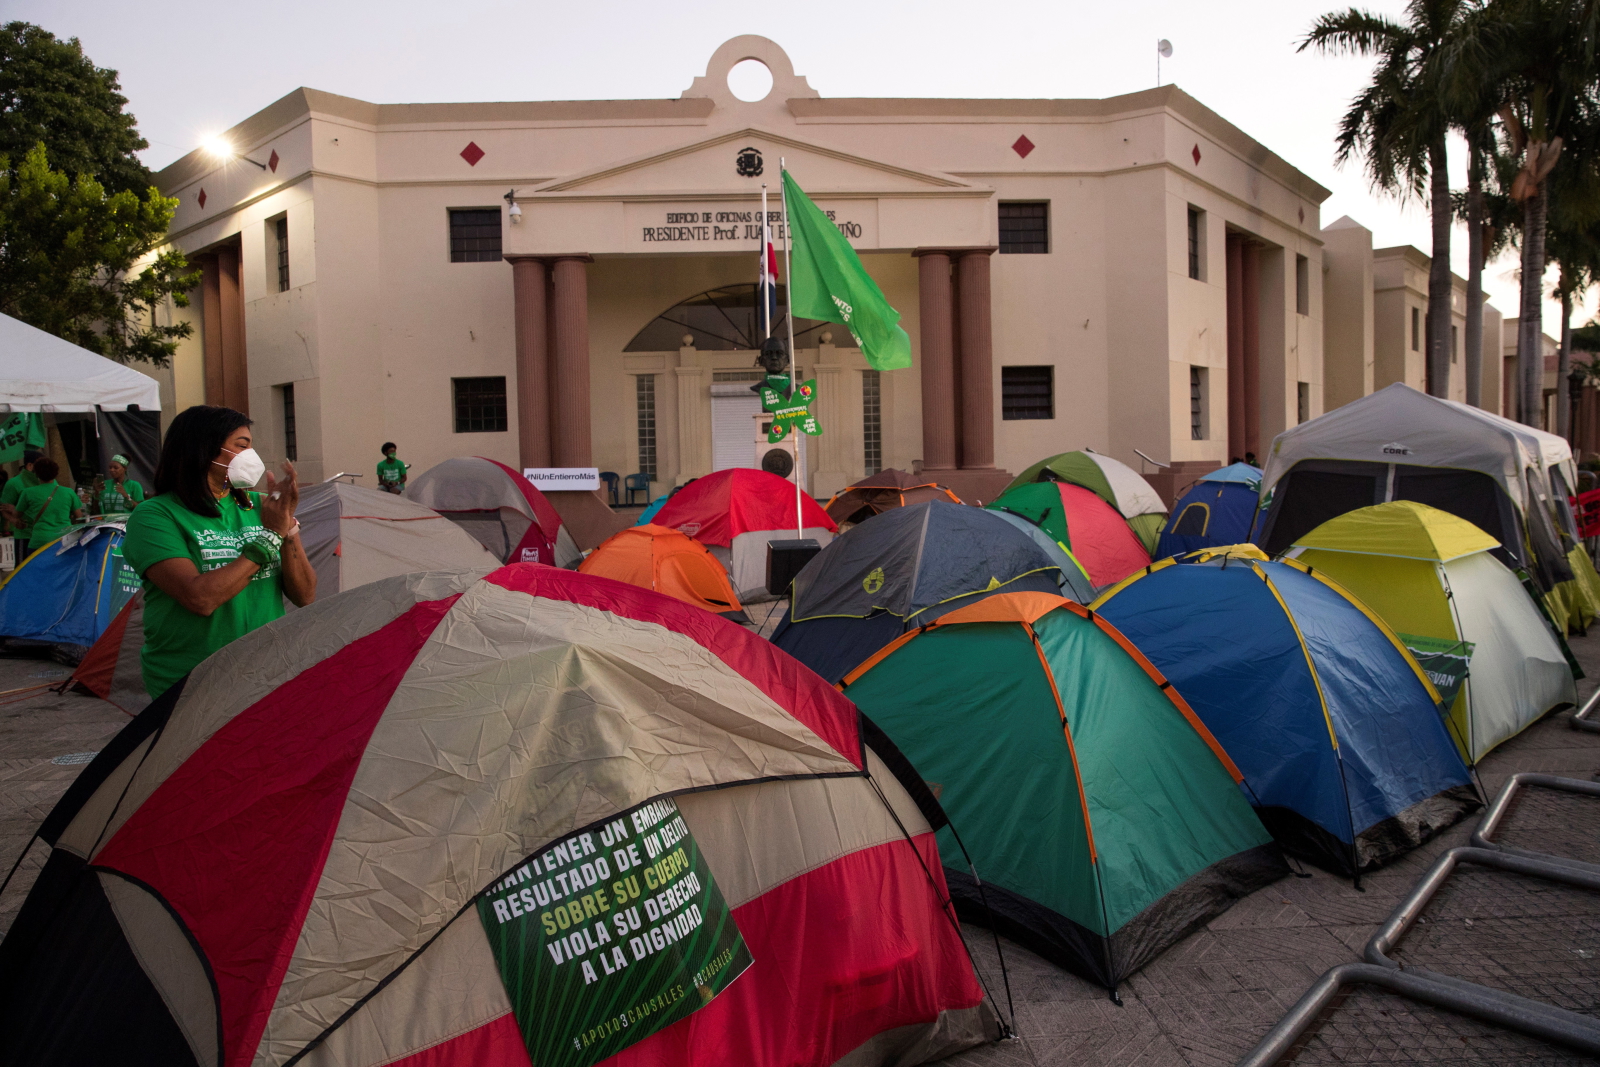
[1002,365,1054,420]
[1187,207,1203,280]
[449,208,503,263]
[1297,382,1311,424]
[1296,254,1309,315]
[636,375,657,481]
[862,370,882,475]
[453,376,507,433]
[1411,307,1420,351]
[1452,324,1459,364]
[999,202,1049,254]
[275,217,290,292]
[1190,366,1207,440]
[280,382,297,461]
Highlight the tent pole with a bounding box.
[780,160,802,539]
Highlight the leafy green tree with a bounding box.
[0,22,151,196]
[1303,0,1466,399]
[0,143,198,365]
[1446,0,1600,426]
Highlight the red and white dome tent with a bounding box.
[653,469,837,602]
[2,565,1002,1067]
[66,479,499,715]
[407,456,585,567]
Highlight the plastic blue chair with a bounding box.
[598,471,620,506]
[624,473,651,505]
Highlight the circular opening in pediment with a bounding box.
[727,59,774,102]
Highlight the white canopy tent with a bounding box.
[0,313,160,413]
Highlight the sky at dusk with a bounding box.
[6,0,1586,333]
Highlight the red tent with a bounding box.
[654,470,837,601]
[1056,483,1152,587]
[2,566,1000,1067]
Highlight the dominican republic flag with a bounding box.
[758,220,779,338]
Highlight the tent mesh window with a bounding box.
[448,208,502,263]
[1172,502,1209,535]
[281,382,297,461]
[862,370,882,475]
[1002,365,1054,420]
[636,374,657,481]
[275,216,290,292]
[452,376,507,433]
[999,202,1049,254]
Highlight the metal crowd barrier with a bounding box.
[1237,774,1600,1065]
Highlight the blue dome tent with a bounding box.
[1093,546,1478,876]
[0,522,140,648]
[1155,463,1261,559]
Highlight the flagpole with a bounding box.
[760,184,770,340]
[780,160,803,539]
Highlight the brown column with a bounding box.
[549,256,593,467]
[916,251,957,471]
[510,257,551,469]
[217,242,249,415]
[1225,234,1245,461]
[200,256,224,407]
[956,250,996,470]
[1241,241,1261,459]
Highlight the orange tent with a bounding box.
[579,523,748,620]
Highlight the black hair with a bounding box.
[31,457,59,482]
[381,442,397,453]
[154,405,253,517]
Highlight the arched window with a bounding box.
[624,284,835,352]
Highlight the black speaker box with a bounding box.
[766,538,822,596]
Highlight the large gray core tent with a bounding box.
[1256,383,1577,593]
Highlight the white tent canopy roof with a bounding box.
[1262,383,1541,505]
[0,312,161,412]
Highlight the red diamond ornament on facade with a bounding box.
[1192,144,1202,165]
[460,141,485,167]
[268,149,280,173]
[1298,206,1306,224]
[197,188,207,209]
[1012,135,1035,159]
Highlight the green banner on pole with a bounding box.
[760,378,821,442]
[477,797,753,1067]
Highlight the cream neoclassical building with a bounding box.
[145,36,1336,504]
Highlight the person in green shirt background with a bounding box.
[2,457,84,558]
[92,453,145,516]
[0,449,44,541]
[377,442,408,494]
[122,406,317,697]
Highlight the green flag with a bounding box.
[0,413,45,465]
[782,170,912,371]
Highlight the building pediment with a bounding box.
[529,127,984,200]
[508,128,994,257]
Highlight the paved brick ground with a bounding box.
[0,630,1595,1065]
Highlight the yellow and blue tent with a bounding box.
[0,522,140,647]
[1156,463,1261,559]
[1094,546,1477,875]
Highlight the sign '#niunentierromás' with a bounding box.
[476,797,753,1067]
[523,467,600,491]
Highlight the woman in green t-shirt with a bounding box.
[122,406,317,697]
[93,454,145,516]
[3,458,85,557]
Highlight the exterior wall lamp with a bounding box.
[505,189,522,223]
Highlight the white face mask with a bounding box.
[214,446,266,489]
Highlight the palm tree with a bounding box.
[1303,0,1466,398]
[1444,0,1600,426]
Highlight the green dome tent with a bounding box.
[839,590,1285,990]
[1003,450,1168,554]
